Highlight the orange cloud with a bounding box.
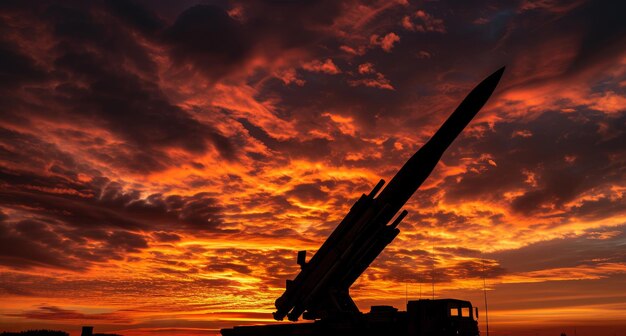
[370,33,400,52]
[301,59,341,74]
[402,10,446,33]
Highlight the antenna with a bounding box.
[483,258,490,336]
[431,234,435,300]
[405,282,408,305]
[418,272,422,299]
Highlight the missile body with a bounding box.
[273,67,505,322]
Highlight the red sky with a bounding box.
[0,0,625,335]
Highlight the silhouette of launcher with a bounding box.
[221,67,504,336]
[273,67,506,322]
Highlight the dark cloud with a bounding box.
[0,130,231,271]
[369,248,506,284]
[488,225,626,273]
[0,41,47,90]
[51,50,235,165]
[0,218,77,270]
[108,230,149,253]
[152,231,182,242]
[0,186,226,233]
[8,306,130,323]
[0,214,149,270]
[436,246,482,258]
[162,5,250,81]
[0,271,245,299]
[560,1,626,75]
[443,111,626,218]
[0,124,229,235]
[104,0,165,35]
[285,183,328,203]
[159,0,348,82]
[0,127,99,184]
[238,118,332,162]
[0,2,236,174]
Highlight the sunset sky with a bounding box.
[1,0,625,335]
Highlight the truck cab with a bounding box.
[406,299,479,336]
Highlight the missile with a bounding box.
[273,67,505,322]
[373,66,505,214]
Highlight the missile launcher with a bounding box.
[222,67,505,336]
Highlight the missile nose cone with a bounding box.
[483,66,505,92]
[493,66,506,81]
[440,66,506,137]
[429,66,505,148]
[496,66,506,76]
[464,66,505,114]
